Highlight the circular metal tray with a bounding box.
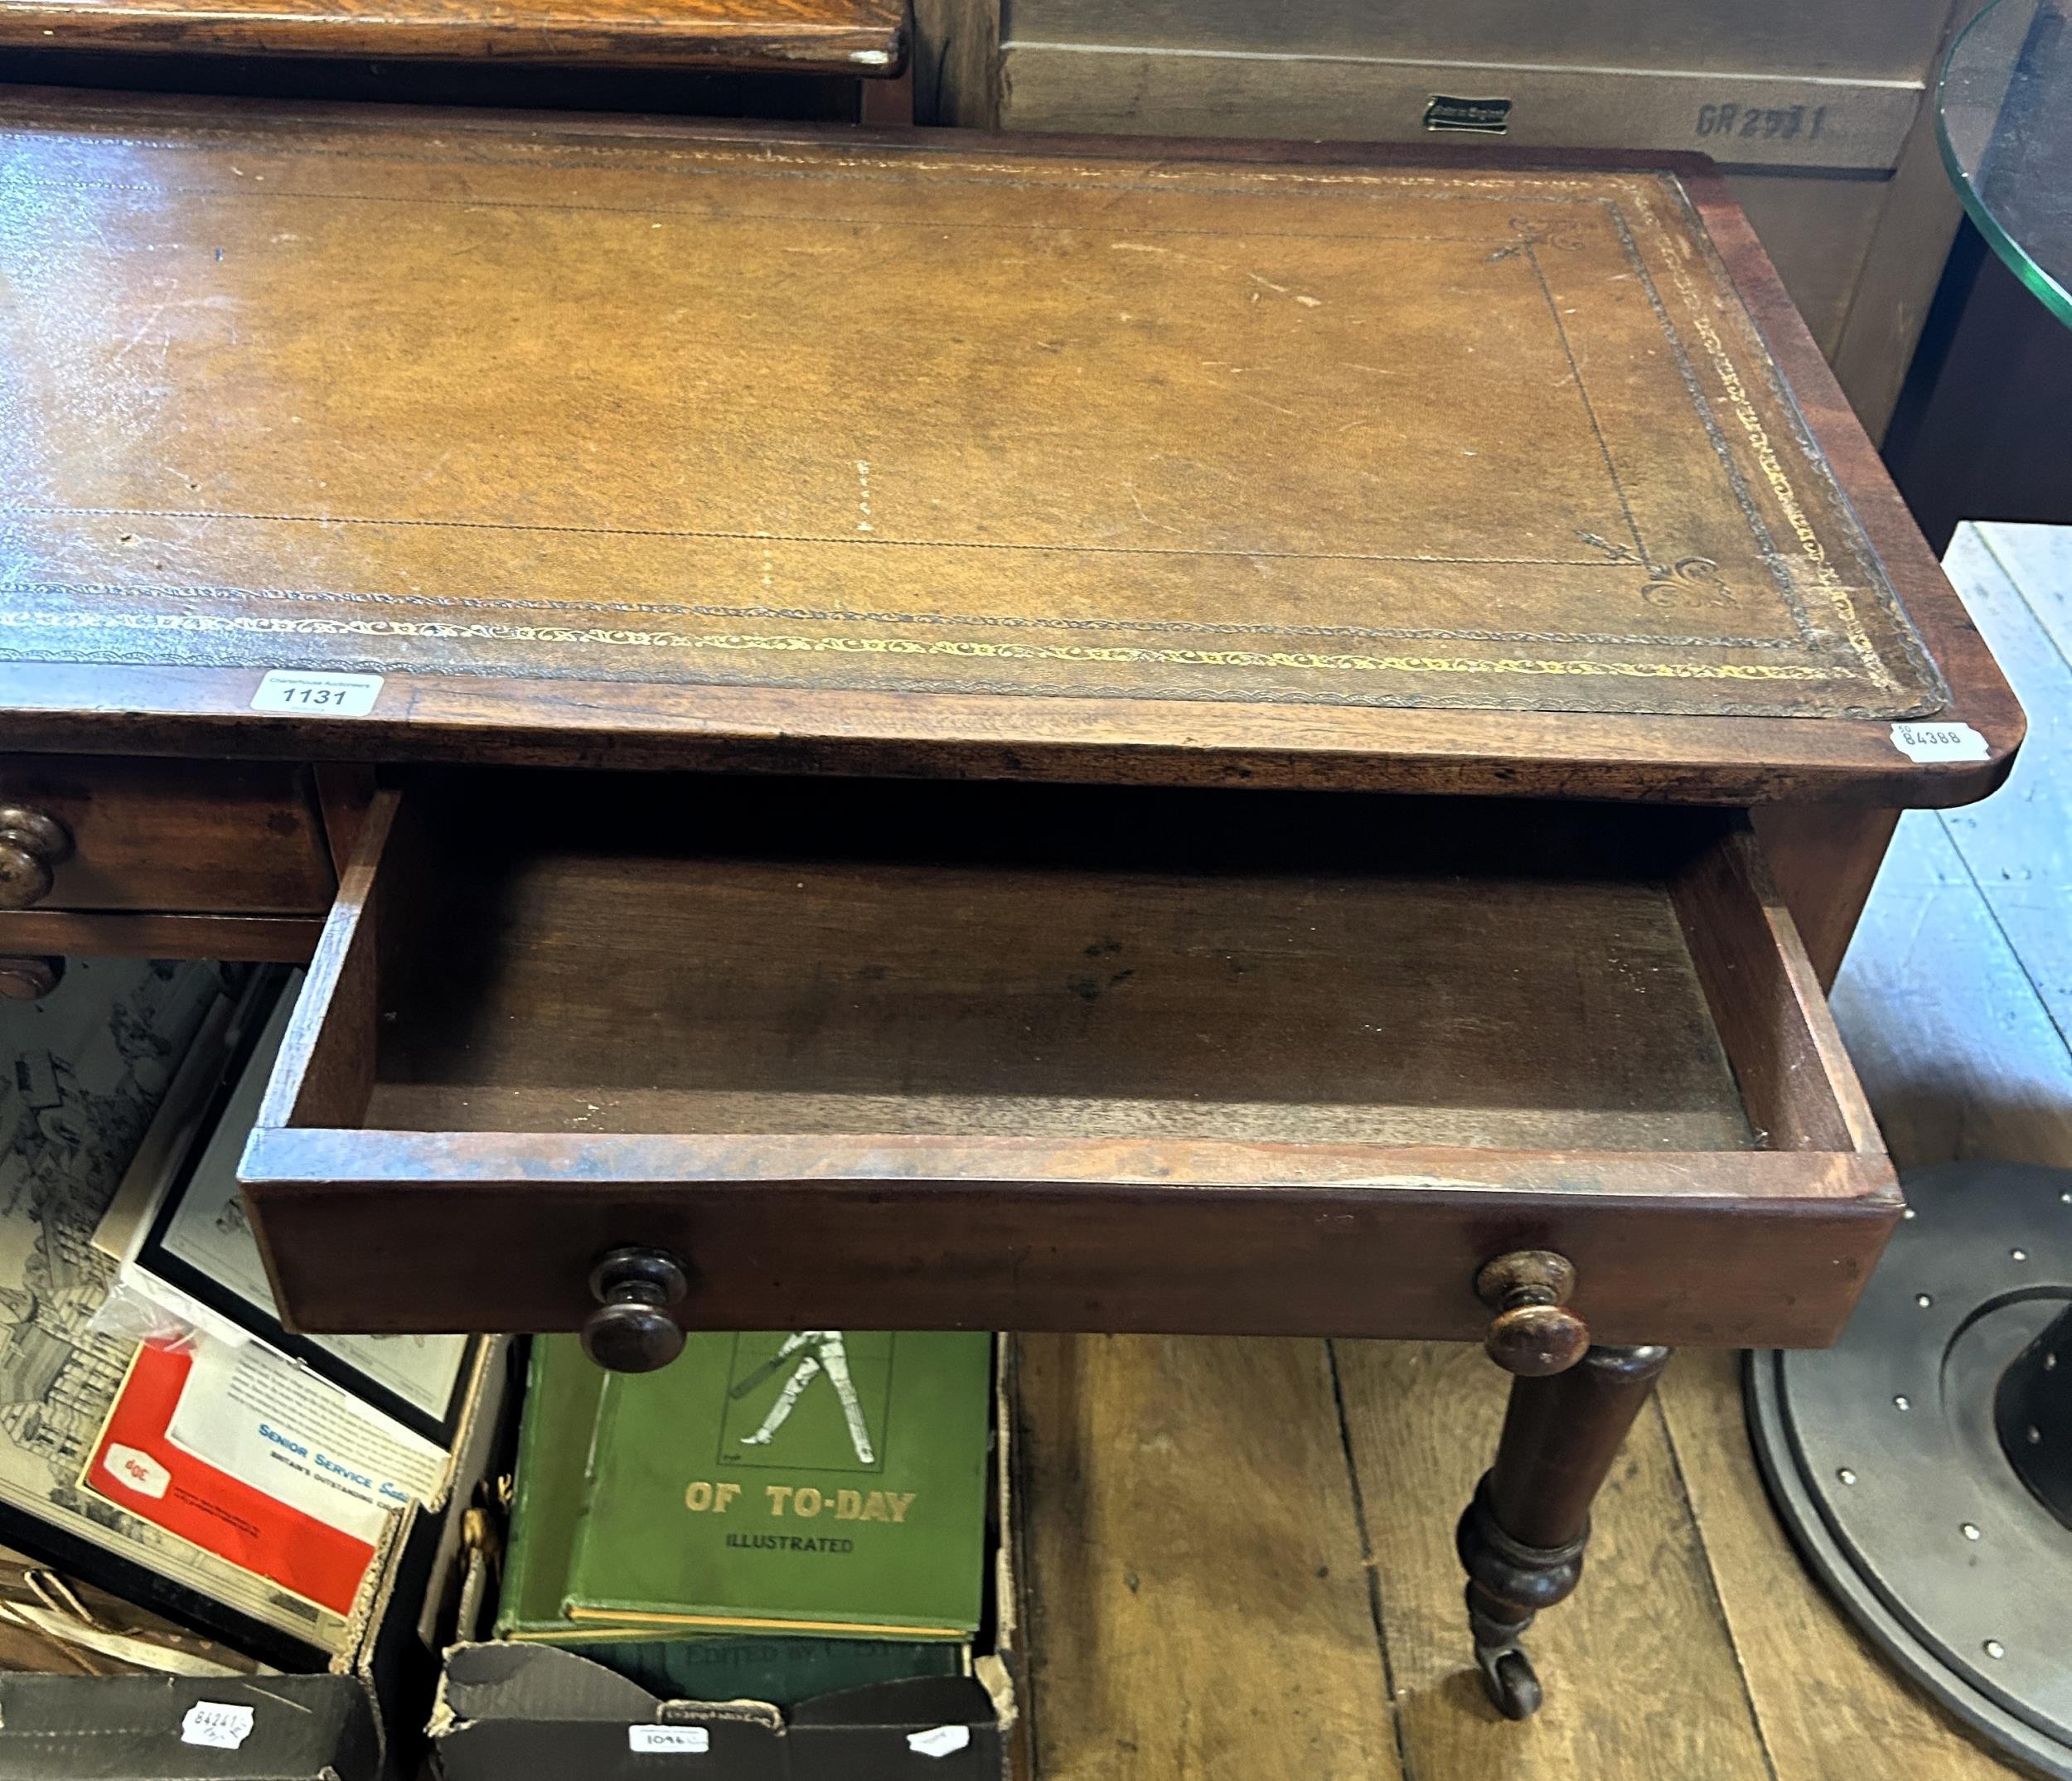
[1747,1160,2072,1779]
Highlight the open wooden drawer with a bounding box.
[239,774,1896,1356]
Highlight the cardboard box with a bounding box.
[432,1650,1008,1781]
[431,1345,1024,1781]
[0,1339,517,1781]
[0,956,516,1779]
[0,1673,379,1781]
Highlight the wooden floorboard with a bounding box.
[1979,521,2072,663]
[1832,525,2072,1175]
[1658,1345,2021,1780]
[1016,1334,1403,1780]
[1334,1341,1770,1781]
[1015,523,2070,1779]
[1661,522,2070,1781]
[1944,524,2072,1048]
[1831,804,2072,1173]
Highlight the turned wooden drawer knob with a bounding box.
[583,1246,690,1373]
[0,957,63,1000]
[1476,1251,1590,1377]
[0,806,71,910]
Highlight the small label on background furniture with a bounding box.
[628,1725,710,1754]
[1890,721,1990,762]
[1423,94,1512,134]
[908,1724,973,1758]
[250,670,385,716]
[181,1701,255,1750]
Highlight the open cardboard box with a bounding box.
[429,1341,1024,1781]
[0,1340,516,1781]
[0,960,516,1780]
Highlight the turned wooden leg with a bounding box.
[1455,1343,1673,1718]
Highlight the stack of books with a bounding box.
[497,1329,994,1704]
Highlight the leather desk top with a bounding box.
[0,91,2021,799]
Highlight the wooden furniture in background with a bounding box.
[0,0,907,71]
[0,93,2019,1717]
[914,0,1994,443]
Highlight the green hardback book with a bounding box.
[565,1330,992,1640]
[496,1332,992,1704]
[502,1629,967,1706]
[496,1336,609,1644]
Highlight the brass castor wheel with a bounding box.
[1478,1646,1544,1720]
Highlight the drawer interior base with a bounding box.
[361,778,1752,1153]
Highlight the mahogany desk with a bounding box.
[0,91,2021,1719]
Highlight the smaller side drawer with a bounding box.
[0,755,335,916]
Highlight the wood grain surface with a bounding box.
[362,783,1751,1152]
[1935,527,2072,1042]
[1830,527,2072,1175]
[0,755,333,913]
[1983,524,2072,661]
[0,0,906,70]
[1339,1342,1772,1780]
[0,91,2017,799]
[0,907,321,960]
[1656,1350,2018,1781]
[239,774,1897,1347]
[1009,525,2065,1779]
[1832,801,2072,1169]
[1020,1333,2029,1779]
[1016,1336,1401,1781]
[1641,526,2068,1781]
[1750,802,1901,989]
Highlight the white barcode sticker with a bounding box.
[181,1701,255,1750]
[251,670,385,717]
[908,1724,973,1758]
[628,1725,709,1754]
[1890,721,1989,763]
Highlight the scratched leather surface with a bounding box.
[0,99,1945,719]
